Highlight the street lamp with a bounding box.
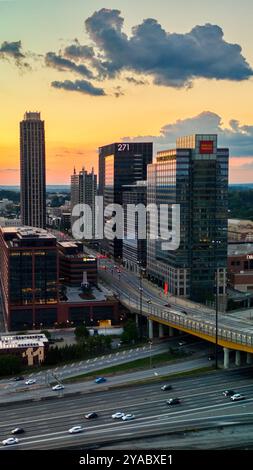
[212,239,221,370]
[137,261,145,339]
[149,340,152,369]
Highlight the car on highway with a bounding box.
[122,414,135,421]
[68,426,84,434]
[208,355,215,361]
[112,412,125,419]
[84,412,98,419]
[94,377,106,384]
[223,390,235,397]
[166,398,181,405]
[14,376,24,381]
[11,428,25,435]
[178,341,186,347]
[52,384,64,391]
[25,379,36,385]
[2,437,19,446]
[230,393,245,401]
[161,384,172,391]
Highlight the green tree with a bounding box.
[40,330,51,340]
[0,355,22,376]
[74,325,90,341]
[121,320,139,344]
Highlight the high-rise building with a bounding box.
[20,112,46,228]
[70,167,97,238]
[70,167,79,210]
[98,142,153,258]
[147,134,228,306]
[0,227,59,330]
[122,181,147,272]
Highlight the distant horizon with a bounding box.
[1,182,253,191]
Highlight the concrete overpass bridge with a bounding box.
[115,289,253,369]
[81,244,253,370]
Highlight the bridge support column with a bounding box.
[135,314,139,328]
[148,319,154,340]
[169,326,174,337]
[158,323,164,338]
[223,348,230,369]
[246,353,253,365]
[235,350,241,366]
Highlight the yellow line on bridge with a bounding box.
[149,316,253,353]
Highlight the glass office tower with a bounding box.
[99,142,153,258]
[147,134,228,306]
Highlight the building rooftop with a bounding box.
[0,334,48,350]
[23,112,41,121]
[228,243,253,256]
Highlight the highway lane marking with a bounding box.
[0,378,252,418]
[1,373,252,414]
[2,412,248,449]
[1,392,253,432]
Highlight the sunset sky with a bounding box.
[1,0,253,184]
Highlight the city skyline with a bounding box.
[1,0,253,184]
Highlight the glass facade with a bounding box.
[147,134,228,303]
[99,142,153,258]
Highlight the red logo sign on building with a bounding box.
[199,141,214,154]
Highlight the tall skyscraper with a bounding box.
[20,112,46,228]
[70,167,97,237]
[70,167,79,210]
[99,142,153,258]
[147,134,228,306]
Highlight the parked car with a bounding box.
[161,384,172,391]
[68,426,84,434]
[11,428,25,435]
[84,412,98,419]
[230,393,245,401]
[2,437,19,446]
[167,398,181,405]
[95,377,106,384]
[223,390,235,397]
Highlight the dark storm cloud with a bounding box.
[45,52,94,79]
[51,79,106,96]
[125,76,148,85]
[123,111,253,156]
[84,8,253,87]
[0,40,30,68]
[63,41,94,60]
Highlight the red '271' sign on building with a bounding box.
[199,140,214,154]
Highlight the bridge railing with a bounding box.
[118,292,253,347]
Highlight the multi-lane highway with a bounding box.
[1,367,253,450]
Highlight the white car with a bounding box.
[2,437,19,446]
[122,414,135,421]
[25,379,36,385]
[68,426,84,434]
[52,384,64,391]
[230,393,245,401]
[112,412,125,419]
